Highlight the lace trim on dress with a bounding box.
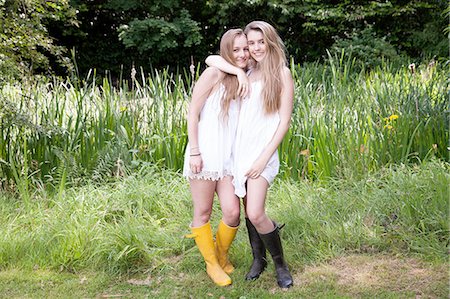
[186,170,233,181]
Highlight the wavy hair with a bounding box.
[244,21,287,114]
[219,28,246,120]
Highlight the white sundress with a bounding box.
[183,84,239,180]
[232,80,280,197]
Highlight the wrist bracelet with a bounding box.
[190,153,201,156]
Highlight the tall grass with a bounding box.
[0,69,191,192]
[0,58,448,191]
[0,160,447,273]
[282,56,448,180]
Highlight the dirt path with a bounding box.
[295,254,448,298]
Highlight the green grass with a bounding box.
[1,256,447,298]
[0,160,448,297]
[1,59,448,190]
[0,57,448,296]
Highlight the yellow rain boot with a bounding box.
[215,220,239,274]
[189,222,232,286]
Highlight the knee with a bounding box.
[222,206,240,226]
[246,210,266,228]
[193,209,212,225]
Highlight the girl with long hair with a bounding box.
[184,29,249,286]
[205,20,294,288]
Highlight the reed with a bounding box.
[0,58,447,191]
[0,69,190,192]
[281,57,448,180]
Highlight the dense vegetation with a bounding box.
[0,2,448,296]
[0,157,448,297]
[0,0,448,79]
[1,58,447,193]
[0,160,448,275]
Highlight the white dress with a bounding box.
[232,80,280,197]
[183,84,239,180]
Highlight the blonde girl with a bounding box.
[184,29,249,287]
[205,21,294,288]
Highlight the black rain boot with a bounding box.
[244,218,267,280]
[259,223,293,288]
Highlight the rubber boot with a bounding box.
[215,220,239,274]
[259,223,293,288]
[189,222,232,286]
[244,218,267,280]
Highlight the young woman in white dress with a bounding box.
[184,29,249,287]
[205,21,294,288]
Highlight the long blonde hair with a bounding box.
[219,29,245,119]
[244,21,287,114]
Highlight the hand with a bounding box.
[190,155,203,174]
[237,70,250,99]
[245,157,267,179]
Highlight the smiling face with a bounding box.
[246,29,267,62]
[232,35,250,69]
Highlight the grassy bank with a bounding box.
[0,160,448,297]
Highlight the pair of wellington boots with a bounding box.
[189,220,238,286]
[245,218,293,288]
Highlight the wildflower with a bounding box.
[409,63,415,74]
[359,144,368,154]
[389,114,399,121]
[120,106,127,112]
[432,144,437,150]
[190,56,195,78]
[384,124,393,130]
[131,66,136,81]
[300,149,310,156]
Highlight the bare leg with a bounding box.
[245,177,293,288]
[245,176,275,233]
[215,176,240,273]
[189,178,216,227]
[215,177,240,274]
[188,178,231,286]
[216,176,240,226]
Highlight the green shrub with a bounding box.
[330,26,402,70]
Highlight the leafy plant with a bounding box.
[0,0,77,79]
[329,26,401,70]
[1,60,448,191]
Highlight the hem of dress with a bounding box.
[184,170,233,181]
[233,173,274,198]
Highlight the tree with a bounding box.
[0,0,77,79]
[57,0,204,78]
[117,2,202,64]
[1,0,447,79]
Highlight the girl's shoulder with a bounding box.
[196,67,225,92]
[202,66,226,82]
[281,66,292,77]
[280,66,293,83]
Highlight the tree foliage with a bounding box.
[0,0,77,79]
[330,26,401,70]
[117,2,202,56]
[205,0,448,62]
[0,0,448,78]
